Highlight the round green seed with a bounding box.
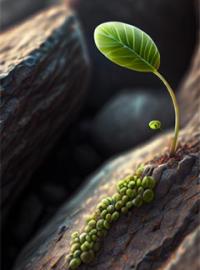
[88,219,96,228]
[111,211,120,221]
[72,237,79,243]
[136,178,142,187]
[105,213,112,223]
[143,189,154,203]
[86,235,91,242]
[126,189,134,198]
[138,186,144,195]
[71,243,80,253]
[115,200,123,210]
[103,220,110,229]
[112,193,121,202]
[69,258,81,269]
[79,233,87,243]
[122,195,129,204]
[96,219,104,230]
[71,232,79,239]
[80,250,95,264]
[126,201,133,209]
[91,234,97,241]
[128,180,135,189]
[84,225,91,233]
[119,187,127,195]
[107,205,115,213]
[133,195,143,207]
[80,241,90,251]
[73,250,81,258]
[89,229,97,236]
[100,209,107,218]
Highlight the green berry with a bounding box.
[71,243,80,253]
[103,220,110,229]
[86,235,92,242]
[88,219,96,228]
[126,189,134,198]
[96,219,104,230]
[89,229,97,236]
[80,250,95,264]
[71,232,79,239]
[126,201,133,209]
[112,193,121,202]
[122,195,129,204]
[111,211,120,221]
[115,200,123,210]
[133,195,143,207]
[100,209,107,218]
[119,187,127,195]
[84,226,91,233]
[69,258,81,269]
[105,213,112,223]
[72,237,79,243]
[121,206,128,214]
[128,180,135,189]
[79,233,87,243]
[143,189,154,203]
[73,250,81,258]
[107,205,115,213]
[145,176,156,189]
[138,186,144,195]
[117,180,125,189]
[136,178,142,187]
[80,241,90,251]
[91,234,97,241]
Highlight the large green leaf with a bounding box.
[94,22,160,72]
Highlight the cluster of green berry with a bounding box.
[68,171,156,269]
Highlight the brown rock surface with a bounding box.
[13,13,200,270]
[0,4,90,220]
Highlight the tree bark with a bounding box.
[0,4,90,222]
[13,19,199,270]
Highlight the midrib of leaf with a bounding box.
[97,31,156,71]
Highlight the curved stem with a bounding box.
[153,70,180,156]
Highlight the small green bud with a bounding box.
[73,250,81,258]
[105,213,112,223]
[115,200,123,210]
[143,176,156,189]
[143,189,154,203]
[84,225,91,233]
[86,235,92,242]
[136,178,142,187]
[122,195,129,204]
[80,250,95,264]
[117,180,125,189]
[126,189,134,198]
[96,219,104,230]
[128,180,136,189]
[69,258,81,269]
[72,237,79,243]
[119,187,127,195]
[91,234,97,241]
[107,205,115,213]
[133,195,143,207]
[71,243,80,253]
[89,229,97,236]
[80,241,90,251]
[138,186,144,195]
[126,201,133,209]
[112,193,121,202]
[103,220,110,229]
[71,232,79,239]
[79,233,87,244]
[111,211,120,221]
[149,120,161,130]
[88,219,96,228]
[100,209,107,218]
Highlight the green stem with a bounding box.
[153,70,180,156]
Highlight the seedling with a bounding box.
[94,22,180,156]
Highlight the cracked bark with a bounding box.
[13,22,200,270]
[0,4,90,222]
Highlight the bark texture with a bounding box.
[0,4,90,220]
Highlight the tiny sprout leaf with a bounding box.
[149,120,161,130]
[94,22,160,72]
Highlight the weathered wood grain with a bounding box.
[0,4,90,220]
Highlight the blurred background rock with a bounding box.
[1,0,198,269]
